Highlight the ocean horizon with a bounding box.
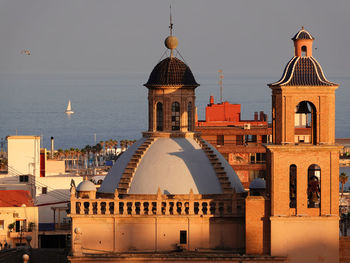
[1,72,349,150]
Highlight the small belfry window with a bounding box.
[187,102,193,131]
[301,46,307,56]
[172,102,180,131]
[156,102,163,131]
[289,165,297,208]
[307,164,321,208]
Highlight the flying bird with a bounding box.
[20,49,31,56]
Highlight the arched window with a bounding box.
[171,102,180,131]
[301,46,307,56]
[289,165,297,208]
[156,102,163,131]
[307,164,321,208]
[187,102,193,131]
[295,101,317,144]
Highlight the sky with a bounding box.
[0,0,349,77]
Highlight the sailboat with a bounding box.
[65,100,74,114]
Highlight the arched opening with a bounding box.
[171,102,180,131]
[294,101,317,145]
[289,164,297,208]
[301,46,307,56]
[307,164,321,208]
[187,102,193,131]
[156,102,163,131]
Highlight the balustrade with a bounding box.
[71,196,243,217]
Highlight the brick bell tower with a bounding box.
[266,28,342,263]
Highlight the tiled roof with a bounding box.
[145,57,199,87]
[269,56,337,87]
[0,190,34,207]
[292,29,314,40]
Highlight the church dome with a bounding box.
[269,56,337,87]
[292,27,314,40]
[98,137,244,195]
[144,57,199,87]
[77,180,96,192]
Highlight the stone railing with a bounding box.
[70,191,244,217]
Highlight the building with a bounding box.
[0,190,39,248]
[260,27,341,262]
[196,96,271,188]
[69,27,343,263]
[0,135,83,248]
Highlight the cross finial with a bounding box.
[169,5,173,36]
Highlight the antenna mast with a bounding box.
[218,70,224,103]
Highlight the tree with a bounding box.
[340,172,348,197]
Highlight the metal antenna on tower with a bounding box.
[218,70,224,103]
[169,5,173,36]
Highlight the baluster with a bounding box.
[131,202,136,215]
[140,202,144,215]
[165,201,170,215]
[115,201,119,215]
[97,201,101,214]
[189,201,194,215]
[198,202,203,215]
[105,202,110,215]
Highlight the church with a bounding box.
[68,26,341,263]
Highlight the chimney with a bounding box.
[51,137,54,159]
[209,95,214,105]
[254,112,258,121]
[260,111,265,121]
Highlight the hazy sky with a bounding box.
[0,0,349,76]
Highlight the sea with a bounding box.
[1,72,350,150]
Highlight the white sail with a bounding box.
[65,100,74,114]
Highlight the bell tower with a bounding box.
[266,28,342,263]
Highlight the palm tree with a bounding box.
[340,172,348,197]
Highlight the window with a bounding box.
[180,230,187,244]
[171,102,180,131]
[295,101,317,145]
[217,135,224,146]
[0,220,4,230]
[187,102,193,131]
[308,164,321,208]
[301,46,307,56]
[42,187,47,194]
[19,175,28,183]
[15,220,26,232]
[245,135,257,143]
[289,165,297,208]
[156,102,163,131]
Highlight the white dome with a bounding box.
[77,180,96,192]
[98,137,244,195]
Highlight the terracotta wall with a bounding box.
[72,216,245,253]
[270,216,339,263]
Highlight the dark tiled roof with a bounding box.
[269,56,337,87]
[0,190,34,207]
[292,29,314,40]
[145,57,199,87]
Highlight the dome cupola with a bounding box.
[269,27,337,87]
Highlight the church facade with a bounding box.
[68,27,341,263]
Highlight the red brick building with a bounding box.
[196,96,271,188]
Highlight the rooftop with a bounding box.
[0,190,34,207]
